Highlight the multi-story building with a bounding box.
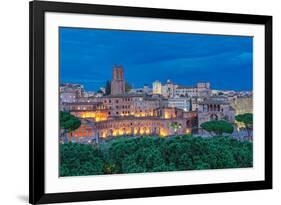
[60,83,85,103]
[161,80,176,98]
[197,98,235,127]
[68,107,197,140]
[60,91,78,103]
[152,80,210,98]
[143,84,151,94]
[83,91,95,98]
[174,82,210,97]
[189,96,205,111]
[152,80,162,95]
[96,94,159,117]
[167,97,191,111]
[197,82,211,96]
[60,83,84,97]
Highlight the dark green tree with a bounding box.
[235,113,253,137]
[60,143,104,176]
[200,120,233,136]
[168,122,182,135]
[60,111,81,142]
[97,89,104,94]
[60,111,81,132]
[105,80,132,94]
[125,81,132,92]
[60,136,253,177]
[105,80,111,95]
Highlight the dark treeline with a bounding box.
[60,135,253,176]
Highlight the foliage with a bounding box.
[125,81,133,92]
[97,89,104,94]
[235,113,253,127]
[60,135,253,177]
[104,80,132,94]
[60,111,81,132]
[105,80,111,95]
[168,122,182,134]
[235,113,253,137]
[200,120,233,136]
[60,143,104,176]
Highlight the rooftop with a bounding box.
[199,100,229,105]
[176,85,195,89]
[102,93,145,98]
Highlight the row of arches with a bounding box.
[202,104,223,112]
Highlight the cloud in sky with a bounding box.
[59,27,253,91]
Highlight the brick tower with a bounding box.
[111,65,125,95]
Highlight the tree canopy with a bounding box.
[235,113,253,127]
[105,80,111,95]
[235,113,253,138]
[125,81,132,92]
[168,122,182,134]
[60,111,81,132]
[60,135,252,177]
[104,80,132,94]
[200,120,234,136]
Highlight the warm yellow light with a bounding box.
[145,128,150,135]
[164,112,170,119]
[134,128,138,135]
[160,128,168,137]
[81,112,96,118]
[119,129,124,135]
[80,111,107,122]
[126,129,131,135]
[140,128,144,135]
[185,128,191,134]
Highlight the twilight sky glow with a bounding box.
[59,27,253,91]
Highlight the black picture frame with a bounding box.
[29,0,272,204]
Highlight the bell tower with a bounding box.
[111,65,125,95]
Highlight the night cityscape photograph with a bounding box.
[59,27,253,177]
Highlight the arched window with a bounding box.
[210,113,218,120]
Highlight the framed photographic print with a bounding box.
[29,0,272,204]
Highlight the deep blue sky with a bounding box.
[59,27,253,91]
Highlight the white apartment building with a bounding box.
[167,97,191,111]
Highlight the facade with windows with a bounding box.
[198,99,235,126]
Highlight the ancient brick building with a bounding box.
[111,65,125,95]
